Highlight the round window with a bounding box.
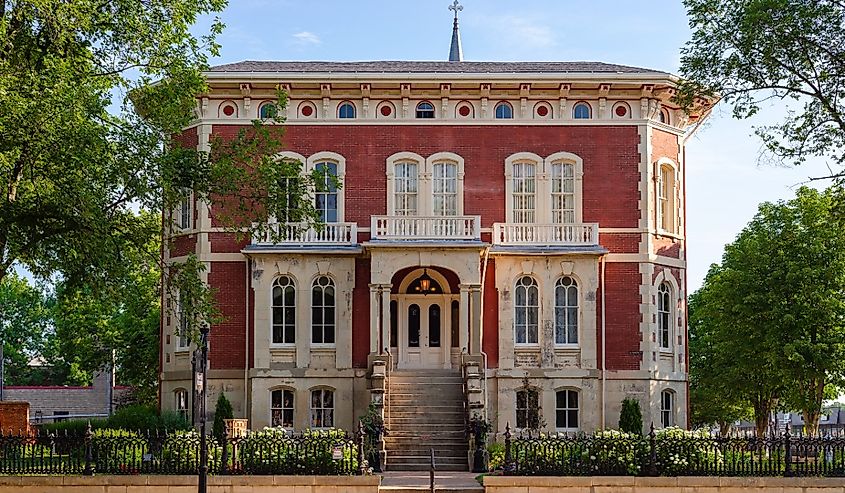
[222,104,235,116]
[536,105,549,117]
[458,105,471,117]
[380,105,392,117]
[301,105,314,117]
[615,105,628,117]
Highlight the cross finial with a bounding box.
[449,0,463,19]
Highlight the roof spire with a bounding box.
[448,0,463,62]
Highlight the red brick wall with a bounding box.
[654,237,682,258]
[207,125,642,229]
[170,234,197,258]
[208,261,247,369]
[482,258,499,368]
[0,402,29,435]
[599,263,643,371]
[210,232,249,253]
[599,233,640,254]
[352,258,371,368]
[651,129,680,164]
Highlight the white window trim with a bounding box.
[270,387,295,429]
[655,157,679,234]
[553,275,580,347]
[660,389,675,428]
[386,152,465,216]
[653,270,680,354]
[504,152,543,224]
[310,275,337,348]
[306,151,346,223]
[270,275,297,348]
[175,191,194,232]
[174,388,189,419]
[514,275,540,347]
[554,388,580,432]
[504,152,584,224]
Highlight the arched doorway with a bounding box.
[390,267,460,369]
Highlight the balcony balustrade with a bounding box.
[370,215,481,241]
[252,222,358,245]
[492,223,599,246]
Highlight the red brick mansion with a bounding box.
[159,29,712,469]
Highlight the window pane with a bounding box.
[408,304,420,347]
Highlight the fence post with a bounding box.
[357,420,367,475]
[83,421,93,476]
[783,424,792,478]
[647,422,657,476]
[220,425,229,475]
[504,422,513,475]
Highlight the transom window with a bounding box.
[337,102,356,119]
[658,282,671,349]
[310,389,334,428]
[432,162,458,216]
[555,389,579,430]
[271,389,294,428]
[416,101,435,119]
[495,101,513,119]
[259,102,277,119]
[516,389,540,429]
[393,162,418,216]
[554,277,578,345]
[661,390,674,428]
[511,162,536,223]
[175,389,189,421]
[573,102,591,119]
[311,276,335,345]
[551,162,575,223]
[272,276,296,345]
[314,162,338,222]
[514,276,539,345]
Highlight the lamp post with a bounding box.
[195,324,210,493]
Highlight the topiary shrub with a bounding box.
[619,397,643,435]
[212,393,234,443]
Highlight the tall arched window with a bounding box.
[554,277,578,345]
[272,276,296,344]
[555,389,579,430]
[516,389,540,429]
[573,102,591,119]
[415,101,435,119]
[514,276,539,345]
[432,161,458,216]
[661,390,675,428]
[337,101,356,119]
[175,389,189,421]
[271,389,294,428]
[657,163,676,232]
[310,388,334,428]
[259,102,277,119]
[550,162,575,223]
[314,162,338,223]
[311,276,335,345]
[511,162,536,223]
[657,282,671,349]
[495,101,513,119]
[394,161,418,216]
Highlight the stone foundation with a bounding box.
[483,476,845,493]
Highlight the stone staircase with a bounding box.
[384,370,468,471]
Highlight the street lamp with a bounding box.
[195,324,210,493]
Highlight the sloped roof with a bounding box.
[208,60,669,75]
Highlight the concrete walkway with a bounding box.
[379,471,484,492]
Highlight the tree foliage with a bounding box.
[212,392,234,443]
[0,274,51,385]
[689,187,845,434]
[618,398,643,435]
[678,0,845,169]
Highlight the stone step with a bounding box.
[379,488,483,493]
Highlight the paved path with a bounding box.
[379,471,483,492]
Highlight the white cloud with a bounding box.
[292,31,321,46]
[467,13,557,54]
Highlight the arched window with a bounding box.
[432,161,458,216]
[394,161,418,215]
[573,102,591,119]
[659,108,670,124]
[415,101,435,119]
[259,102,277,119]
[511,162,536,223]
[272,276,296,344]
[657,282,671,349]
[514,276,539,345]
[495,101,513,119]
[554,277,578,345]
[314,162,338,223]
[661,390,675,428]
[550,162,575,223]
[555,389,579,430]
[175,389,189,421]
[271,389,294,428]
[310,388,334,428]
[337,102,356,119]
[657,163,676,232]
[516,389,540,429]
[311,276,335,345]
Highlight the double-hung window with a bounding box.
[554,277,578,345]
[511,162,536,223]
[551,162,575,223]
[310,389,334,428]
[314,162,338,223]
[432,162,458,216]
[555,390,579,430]
[272,276,296,344]
[658,282,671,350]
[311,276,335,345]
[271,389,295,428]
[514,276,539,345]
[516,389,540,429]
[394,162,418,216]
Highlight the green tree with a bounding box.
[0,275,50,385]
[678,0,845,169]
[618,397,643,435]
[212,393,234,443]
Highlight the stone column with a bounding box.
[380,284,392,353]
[369,284,380,354]
[296,285,310,368]
[469,284,482,354]
[459,284,470,352]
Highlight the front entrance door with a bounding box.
[399,298,446,368]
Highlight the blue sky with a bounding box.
[204,0,834,291]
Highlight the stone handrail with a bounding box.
[492,223,599,246]
[371,215,481,240]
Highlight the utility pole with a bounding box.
[196,325,209,493]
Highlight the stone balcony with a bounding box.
[491,222,599,246]
[252,222,358,246]
[370,215,482,241]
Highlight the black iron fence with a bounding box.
[503,425,845,477]
[0,425,366,476]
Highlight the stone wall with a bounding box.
[483,476,845,493]
[0,475,380,493]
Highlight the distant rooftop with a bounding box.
[207,60,670,76]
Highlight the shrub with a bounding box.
[619,398,643,435]
[212,393,234,443]
[237,427,357,475]
[41,418,106,435]
[487,441,505,470]
[107,405,159,431]
[160,430,222,474]
[91,429,147,474]
[653,427,711,476]
[585,429,644,475]
[40,407,190,435]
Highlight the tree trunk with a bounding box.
[801,379,826,435]
[719,420,732,436]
